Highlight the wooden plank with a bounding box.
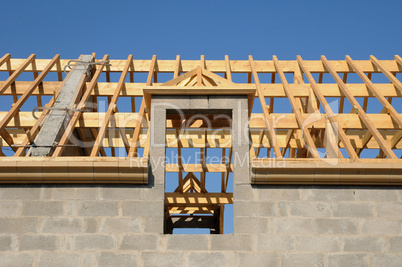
[177,129,184,193]
[395,55,402,67]
[0,54,59,151]
[322,56,396,159]
[52,55,109,157]
[90,55,133,157]
[299,56,358,159]
[273,56,320,159]
[165,193,233,205]
[166,163,232,173]
[2,111,401,131]
[0,54,11,68]
[4,58,402,73]
[4,81,402,99]
[219,204,224,234]
[249,56,282,158]
[174,55,181,78]
[224,55,232,81]
[4,127,402,150]
[128,55,157,157]
[346,55,402,128]
[0,54,36,96]
[370,55,402,93]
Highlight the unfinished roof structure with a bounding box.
[0,54,402,248]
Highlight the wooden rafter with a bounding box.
[90,55,133,157]
[0,54,401,163]
[299,56,358,159]
[321,56,396,159]
[249,56,282,158]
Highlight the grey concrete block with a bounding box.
[237,253,279,266]
[235,201,275,217]
[282,253,324,267]
[288,202,331,217]
[0,188,41,200]
[0,218,37,233]
[278,202,288,216]
[0,253,34,267]
[74,235,114,250]
[100,218,141,233]
[257,235,295,251]
[233,184,254,201]
[166,235,208,250]
[317,219,357,234]
[120,234,158,250]
[141,185,164,200]
[232,145,250,184]
[377,203,402,218]
[19,235,57,251]
[0,236,12,251]
[22,201,64,216]
[41,188,52,200]
[100,186,163,200]
[190,96,208,109]
[153,95,191,109]
[354,189,398,202]
[333,203,374,217]
[142,252,184,267]
[100,187,143,200]
[41,218,83,233]
[0,201,21,216]
[308,188,355,201]
[53,188,98,200]
[327,254,368,267]
[98,252,139,267]
[235,216,269,234]
[274,218,316,234]
[80,252,96,267]
[208,95,244,109]
[122,201,163,217]
[210,234,252,251]
[359,219,401,235]
[77,201,118,216]
[255,188,300,201]
[187,252,236,267]
[144,216,164,234]
[38,253,80,267]
[84,217,98,233]
[297,236,339,252]
[389,237,402,253]
[343,237,384,252]
[372,254,402,267]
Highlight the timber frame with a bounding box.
[1,53,402,234]
[0,54,402,184]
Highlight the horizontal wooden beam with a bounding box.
[2,81,401,99]
[3,128,401,150]
[165,164,233,173]
[2,58,401,73]
[165,193,233,204]
[1,112,400,130]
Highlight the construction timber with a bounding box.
[1,54,402,187]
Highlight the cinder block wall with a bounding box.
[0,185,401,267]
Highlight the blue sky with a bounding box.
[2,0,401,60]
[2,0,402,234]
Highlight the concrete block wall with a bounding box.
[0,185,401,267]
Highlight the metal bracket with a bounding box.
[63,60,111,75]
